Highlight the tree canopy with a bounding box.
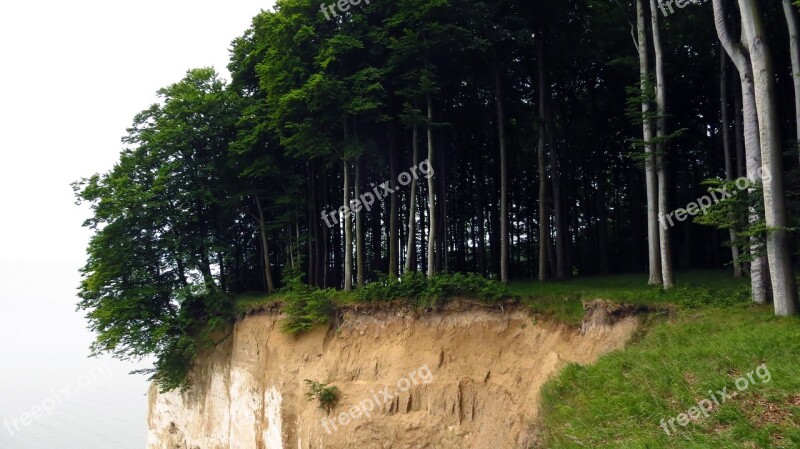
[75,0,800,390]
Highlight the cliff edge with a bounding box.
[147,304,638,449]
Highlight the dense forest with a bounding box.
[75,0,800,388]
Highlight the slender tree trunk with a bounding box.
[492,49,510,283]
[404,123,420,274]
[343,158,353,292]
[782,0,800,165]
[650,0,674,289]
[637,0,662,286]
[255,196,275,293]
[712,0,769,304]
[426,94,436,278]
[739,0,799,315]
[720,50,743,277]
[537,37,549,282]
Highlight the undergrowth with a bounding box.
[276,272,509,334]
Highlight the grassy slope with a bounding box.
[531,274,800,449]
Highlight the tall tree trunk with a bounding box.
[537,36,549,282]
[255,196,275,293]
[739,0,799,315]
[426,94,437,278]
[650,0,674,289]
[712,0,768,304]
[782,0,800,165]
[355,157,364,288]
[720,50,744,277]
[492,49,510,284]
[343,158,353,292]
[637,0,662,286]
[404,123,420,274]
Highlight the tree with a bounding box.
[649,0,674,289]
[738,0,799,315]
[75,68,239,391]
[781,0,800,165]
[637,0,662,286]
[711,0,768,304]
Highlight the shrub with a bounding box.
[280,279,334,334]
[305,380,339,412]
[356,272,509,305]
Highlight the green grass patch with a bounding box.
[538,306,800,448]
[511,271,751,325]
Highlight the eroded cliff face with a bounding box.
[147,305,637,449]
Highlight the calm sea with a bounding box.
[0,260,149,449]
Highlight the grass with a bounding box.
[235,270,751,322]
[538,306,800,448]
[511,271,751,325]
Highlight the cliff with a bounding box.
[146,303,638,449]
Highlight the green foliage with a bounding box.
[693,178,768,264]
[75,68,239,392]
[280,278,335,334]
[356,272,509,306]
[305,380,340,413]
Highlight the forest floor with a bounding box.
[510,270,751,325]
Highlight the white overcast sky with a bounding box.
[0,1,274,447]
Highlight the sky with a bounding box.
[0,1,273,447]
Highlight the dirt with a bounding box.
[147,301,640,449]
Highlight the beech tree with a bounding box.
[738,0,799,315]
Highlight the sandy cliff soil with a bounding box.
[147,303,638,449]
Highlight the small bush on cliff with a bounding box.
[305,380,339,413]
[357,272,508,305]
[280,277,335,334]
